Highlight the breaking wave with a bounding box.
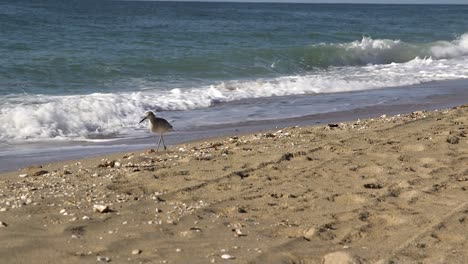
[1,34,468,141]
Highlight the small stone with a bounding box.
[155,208,162,213]
[0,221,7,227]
[60,209,67,214]
[446,136,460,144]
[33,170,48,176]
[93,204,111,213]
[82,216,90,220]
[63,170,72,175]
[98,160,115,168]
[363,183,383,189]
[132,249,141,255]
[303,227,317,241]
[200,154,213,161]
[97,256,111,262]
[19,174,28,178]
[0,208,7,212]
[234,228,246,237]
[221,254,235,260]
[237,207,247,213]
[176,248,182,252]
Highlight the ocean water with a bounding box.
[1,1,468,146]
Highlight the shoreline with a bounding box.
[2,79,468,174]
[0,105,467,263]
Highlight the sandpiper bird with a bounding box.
[139,111,173,152]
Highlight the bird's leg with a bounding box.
[156,135,163,152]
[161,134,167,150]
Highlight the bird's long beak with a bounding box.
[139,116,147,124]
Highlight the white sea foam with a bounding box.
[1,37,468,141]
[342,36,402,50]
[430,33,468,58]
[314,33,468,66]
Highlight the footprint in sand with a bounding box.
[334,194,368,205]
[374,214,407,226]
[402,144,426,152]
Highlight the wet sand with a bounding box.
[0,105,467,264]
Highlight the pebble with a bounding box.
[446,135,460,144]
[19,174,28,178]
[237,207,247,213]
[303,227,317,241]
[0,221,7,227]
[199,154,213,161]
[82,216,90,220]
[234,228,246,237]
[221,254,235,260]
[0,208,7,212]
[132,249,142,255]
[33,170,49,176]
[93,204,110,213]
[97,256,111,262]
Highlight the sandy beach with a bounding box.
[0,105,467,264]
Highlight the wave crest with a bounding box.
[1,53,468,141]
[287,34,468,69]
[430,33,468,58]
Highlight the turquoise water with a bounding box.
[1,1,468,142]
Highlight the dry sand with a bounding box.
[0,105,467,264]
